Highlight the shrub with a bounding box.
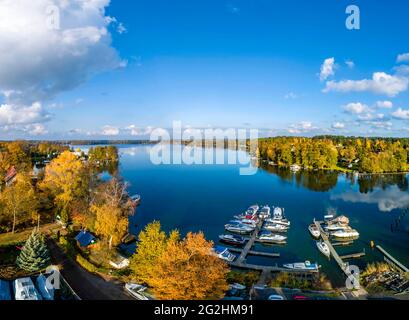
[75,254,98,273]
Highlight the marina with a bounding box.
[99,145,409,288]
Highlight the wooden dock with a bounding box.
[314,221,349,276]
[228,247,280,258]
[228,218,318,282]
[376,245,409,272]
[340,251,366,260]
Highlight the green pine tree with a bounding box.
[16,230,51,272]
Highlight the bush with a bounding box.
[76,254,98,273]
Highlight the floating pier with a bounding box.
[376,245,409,273]
[228,247,280,258]
[228,218,318,278]
[339,251,366,260]
[314,221,350,276]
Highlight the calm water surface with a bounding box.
[81,144,409,287]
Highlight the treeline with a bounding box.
[255,137,409,174]
[0,141,68,177]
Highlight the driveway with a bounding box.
[47,239,133,300]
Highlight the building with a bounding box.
[4,166,17,187]
[75,230,96,248]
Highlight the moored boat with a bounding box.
[258,205,271,219]
[308,224,321,238]
[219,234,246,245]
[263,223,288,232]
[331,229,359,239]
[283,261,319,271]
[125,283,155,300]
[325,223,351,231]
[266,217,290,226]
[316,241,330,258]
[273,207,284,220]
[214,246,236,262]
[258,232,287,243]
[225,223,254,234]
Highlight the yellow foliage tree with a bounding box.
[0,173,38,233]
[149,232,229,300]
[40,151,87,222]
[130,221,170,284]
[130,223,229,300]
[92,203,128,249]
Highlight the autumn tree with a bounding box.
[130,221,171,283]
[0,173,39,233]
[148,232,229,300]
[40,151,88,223]
[92,203,128,249]
[130,222,229,300]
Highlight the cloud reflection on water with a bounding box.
[331,186,409,212]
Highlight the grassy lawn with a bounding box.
[0,223,60,247]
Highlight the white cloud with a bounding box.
[324,72,408,97]
[394,65,409,75]
[375,100,393,109]
[345,60,355,69]
[343,102,369,114]
[0,102,50,126]
[332,122,345,129]
[288,121,317,134]
[101,125,119,136]
[319,57,336,81]
[391,108,409,120]
[0,0,123,134]
[28,124,48,135]
[397,52,409,63]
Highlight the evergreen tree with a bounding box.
[16,230,51,272]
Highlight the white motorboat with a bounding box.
[273,207,283,220]
[325,223,350,231]
[324,214,334,221]
[266,217,291,226]
[125,283,154,300]
[331,229,359,239]
[225,223,254,234]
[290,164,301,172]
[258,233,287,243]
[283,261,319,271]
[247,205,259,215]
[263,223,288,232]
[308,224,321,238]
[259,205,271,219]
[36,274,54,300]
[219,234,246,245]
[316,241,330,258]
[214,246,236,262]
[13,278,42,301]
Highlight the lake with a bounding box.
[80,144,409,287]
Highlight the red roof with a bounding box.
[5,166,17,182]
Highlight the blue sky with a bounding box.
[1,0,409,139]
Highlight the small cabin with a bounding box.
[75,230,96,248]
[5,166,17,187]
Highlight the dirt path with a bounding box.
[47,239,133,300]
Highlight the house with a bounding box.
[5,166,17,187]
[75,230,96,248]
